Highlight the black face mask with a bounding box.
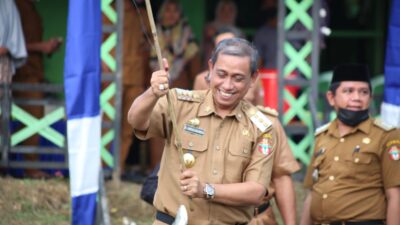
[337,108,369,127]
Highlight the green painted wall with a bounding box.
[35,0,68,85]
[33,0,204,84]
[181,1,205,42]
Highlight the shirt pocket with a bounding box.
[226,138,254,182]
[178,130,208,157]
[228,139,253,159]
[344,152,377,183]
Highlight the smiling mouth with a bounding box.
[219,90,234,98]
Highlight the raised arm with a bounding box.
[127,59,169,131]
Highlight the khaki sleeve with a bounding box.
[243,128,276,189]
[271,119,301,177]
[380,128,400,188]
[133,94,171,140]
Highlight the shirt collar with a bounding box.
[198,90,247,124]
[328,117,373,137]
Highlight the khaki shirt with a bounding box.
[304,118,400,223]
[135,89,276,225]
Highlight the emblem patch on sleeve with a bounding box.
[388,145,400,161]
[258,133,273,156]
[386,140,400,161]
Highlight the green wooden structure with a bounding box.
[0,0,123,179]
[0,0,388,175]
[277,0,321,165]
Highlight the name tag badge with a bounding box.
[184,124,205,136]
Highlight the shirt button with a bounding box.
[238,114,242,118]
[215,146,220,151]
[189,142,194,147]
[354,158,360,163]
[243,149,248,154]
[334,156,340,161]
[340,138,345,143]
[329,176,335,181]
[213,170,218,175]
[322,194,328,199]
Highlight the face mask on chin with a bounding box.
[337,108,369,127]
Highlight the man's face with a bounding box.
[162,3,180,26]
[326,81,371,112]
[208,54,255,114]
[217,3,236,24]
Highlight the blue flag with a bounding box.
[63,0,101,224]
[381,0,400,127]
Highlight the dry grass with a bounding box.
[0,176,306,225]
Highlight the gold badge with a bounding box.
[248,108,256,116]
[242,129,249,136]
[188,118,200,127]
[362,137,371,144]
[183,153,195,168]
[184,118,204,136]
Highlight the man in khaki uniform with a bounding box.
[13,0,62,178]
[300,64,400,225]
[194,27,300,225]
[128,38,276,224]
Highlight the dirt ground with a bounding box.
[0,176,306,225]
[0,176,155,225]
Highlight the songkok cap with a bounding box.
[331,63,371,84]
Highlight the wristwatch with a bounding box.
[203,183,215,200]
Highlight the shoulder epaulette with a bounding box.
[373,118,395,131]
[257,105,279,117]
[175,89,203,102]
[243,104,272,132]
[314,122,330,136]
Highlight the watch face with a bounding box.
[206,184,214,196]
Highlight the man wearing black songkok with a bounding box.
[300,64,400,225]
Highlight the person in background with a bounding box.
[300,64,400,225]
[253,2,278,70]
[0,0,27,89]
[13,0,62,178]
[202,0,240,69]
[117,0,152,180]
[149,0,200,90]
[128,38,276,225]
[0,0,27,154]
